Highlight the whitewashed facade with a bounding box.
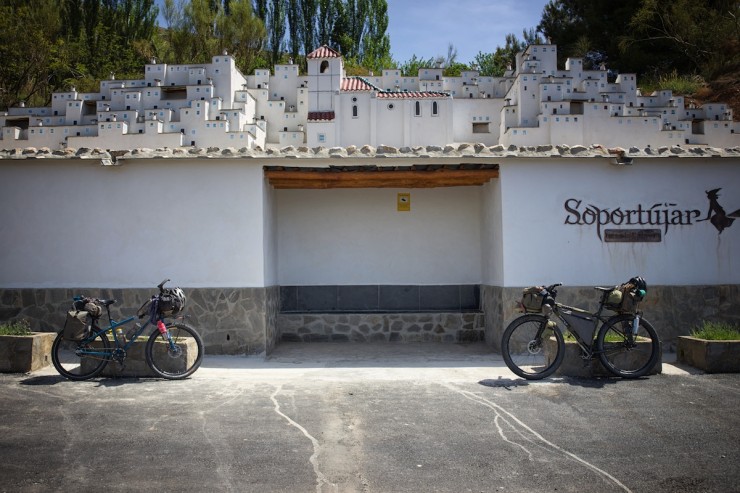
[1,44,737,151]
[1,43,738,356]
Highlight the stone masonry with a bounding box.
[484,284,740,352]
[0,287,278,356]
[1,284,737,355]
[278,312,485,343]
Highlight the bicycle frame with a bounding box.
[547,296,635,360]
[76,303,174,361]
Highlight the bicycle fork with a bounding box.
[157,320,183,354]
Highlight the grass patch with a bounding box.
[639,70,704,96]
[691,321,740,341]
[0,320,32,336]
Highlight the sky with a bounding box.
[156,0,551,65]
[386,0,550,64]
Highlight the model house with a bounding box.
[1,44,737,151]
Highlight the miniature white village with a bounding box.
[1,44,737,151]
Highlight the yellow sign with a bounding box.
[397,193,410,211]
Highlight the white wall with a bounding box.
[481,180,504,286]
[0,160,268,288]
[262,177,278,286]
[497,158,740,287]
[276,187,483,285]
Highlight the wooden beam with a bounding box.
[265,169,499,189]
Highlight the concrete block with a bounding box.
[546,338,662,378]
[0,332,56,373]
[677,336,740,373]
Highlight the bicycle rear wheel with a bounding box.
[51,330,110,380]
[596,315,660,378]
[502,314,564,380]
[145,322,204,379]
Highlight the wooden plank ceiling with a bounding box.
[264,164,499,189]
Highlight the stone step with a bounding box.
[278,312,485,343]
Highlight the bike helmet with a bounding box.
[158,287,187,316]
[629,276,648,299]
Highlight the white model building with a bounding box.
[0,44,737,151]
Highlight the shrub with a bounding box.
[639,70,704,96]
[0,320,32,336]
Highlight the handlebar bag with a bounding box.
[520,286,544,313]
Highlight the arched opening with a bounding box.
[320,61,329,73]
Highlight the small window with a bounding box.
[352,105,358,118]
[387,103,395,110]
[318,133,326,143]
[432,102,438,116]
[415,101,421,116]
[320,61,329,73]
[472,122,489,134]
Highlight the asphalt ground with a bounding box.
[0,343,738,493]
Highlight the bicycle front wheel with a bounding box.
[502,314,564,380]
[596,315,660,378]
[51,330,110,380]
[145,322,204,379]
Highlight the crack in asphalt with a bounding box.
[270,384,337,493]
[444,383,634,493]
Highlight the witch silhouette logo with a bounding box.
[698,188,740,234]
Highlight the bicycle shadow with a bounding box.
[20,374,160,387]
[479,377,530,390]
[20,375,67,386]
[478,375,651,390]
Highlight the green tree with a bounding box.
[0,0,61,109]
[183,0,220,63]
[300,0,317,57]
[316,0,335,46]
[216,0,267,73]
[268,0,286,64]
[537,0,649,73]
[252,0,267,20]
[286,0,301,62]
[623,0,740,78]
[472,51,497,76]
[362,0,391,72]
[398,54,435,77]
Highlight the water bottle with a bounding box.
[116,327,126,344]
[632,315,640,335]
[129,323,142,340]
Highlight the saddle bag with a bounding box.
[606,277,647,314]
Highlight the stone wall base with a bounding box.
[0,287,278,356]
[2,284,736,355]
[278,312,485,343]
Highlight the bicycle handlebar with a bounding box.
[157,278,171,293]
[541,283,562,305]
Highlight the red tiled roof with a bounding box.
[308,111,336,121]
[341,77,376,91]
[340,77,448,99]
[376,91,448,99]
[307,45,342,59]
